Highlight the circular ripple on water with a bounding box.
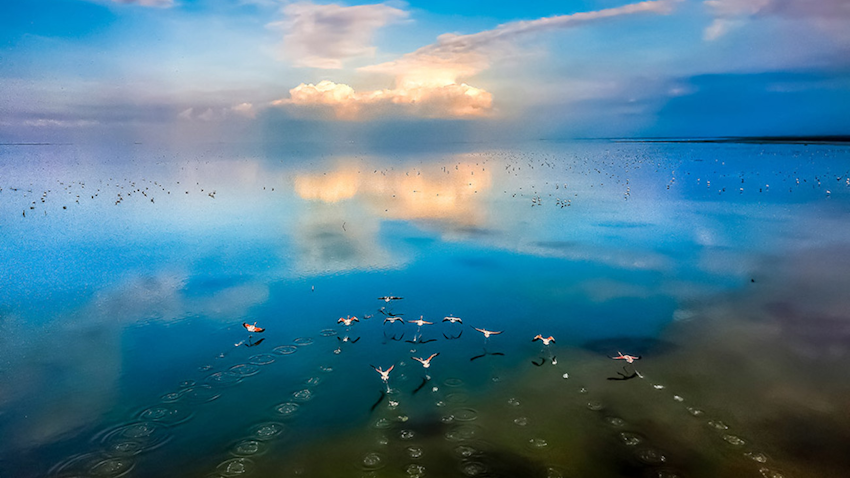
[319,365,333,373]
[319,329,338,337]
[445,425,481,442]
[206,371,243,387]
[184,384,222,403]
[229,363,261,377]
[291,389,314,402]
[759,467,785,478]
[620,432,643,446]
[405,463,426,477]
[606,417,627,428]
[360,452,386,471]
[707,420,729,430]
[460,461,488,477]
[138,404,194,427]
[686,407,704,417]
[249,422,287,441]
[400,429,415,440]
[636,448,667,465]
[527,438,549,450]
[506,398,521,407]
[273,345,298,355]
[452,408,478,422]
[407,446,423,459]
[745,452,769,463]
[723,434,746,446]
[444,378,464,388]
[231,439,267,457]
[274,402,300,418]
[179,380,196,388]
[304,376,322,386]
[89,457,134,477]
[216,458,255,477]
[544,465,566,478]
[293,337,314,346]
[160,390,188,403]
[374,418,392,429]
[98,422,170,455]
[586,401,605,412]
[248,354,276,365]
[445,393,469,404]
[513,417,528,427]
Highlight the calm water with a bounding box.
[1,140,849,478]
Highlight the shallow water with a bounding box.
[1,140,849,477]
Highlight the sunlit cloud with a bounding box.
[275,79,492,119]
[275,0,680,119]
[269,2,408,69]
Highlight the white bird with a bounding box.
[442,316,463,324]
[532,334,555,345]
[337,316,359,326]
[371,364,394,382]
[412,353,440,368]
[473,327,502,338]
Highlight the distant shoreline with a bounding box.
[609,136,850,145]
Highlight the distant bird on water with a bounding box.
[242,322,265,333]
[611,351,641,363]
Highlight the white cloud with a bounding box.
[269,2,408,69]
[274,79,492,119]
[275,0,680,119]
[704,0,850,40]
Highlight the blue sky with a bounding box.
[1,0,849,143]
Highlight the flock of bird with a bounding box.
[237,295,643,390]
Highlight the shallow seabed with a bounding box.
[1,140,849,478]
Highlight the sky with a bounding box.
[1,0,850,144]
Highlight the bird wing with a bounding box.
[428,353,440,360]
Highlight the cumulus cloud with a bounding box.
[269,2,408,69]
[704,0,850,40]
[274,0,679,119]
[275,79,492,119]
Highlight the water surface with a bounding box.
[1,140,849,477]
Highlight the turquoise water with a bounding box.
[1,140,849,477]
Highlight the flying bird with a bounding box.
[371,364,394,382]
[443,316,463,324]
[337,316,359,326]
[411,353,440,368]
[378,296,403,302]
[611,351,641,363]
[410,317,433,327]
[242,322,265,333]
[473,327,502,338]
[383,316,404,324]
[532,335,555,345]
